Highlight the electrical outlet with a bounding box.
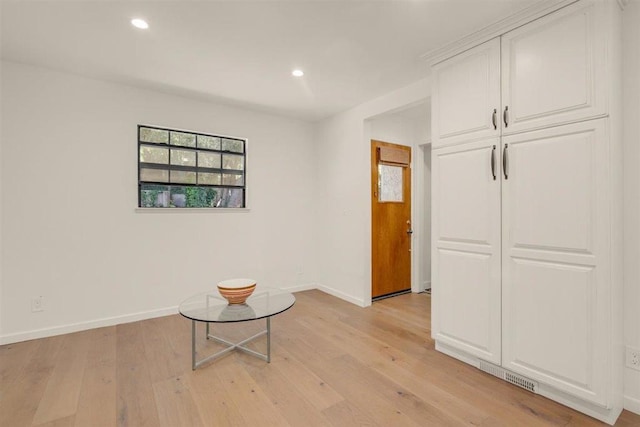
[31,296,44,312]
[626,346,640,371]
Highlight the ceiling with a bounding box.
[1,1,542,122]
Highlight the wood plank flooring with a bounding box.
[1,290,639,426]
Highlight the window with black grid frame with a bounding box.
[138,125,246,208]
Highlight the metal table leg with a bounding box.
[192,316,272,370]
[267,316,271,363]
[191,320,196,370]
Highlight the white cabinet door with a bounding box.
[501,120,609,406]
[432,39,501,148]
[432,139,502,364]
[501,1,607,135]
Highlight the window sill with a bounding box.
[135,208,251,213]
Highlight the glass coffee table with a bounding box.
[179,287,295,370]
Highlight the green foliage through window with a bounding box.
[138,125,246,208]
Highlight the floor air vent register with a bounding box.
[478,360,538,393]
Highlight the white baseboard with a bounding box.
[0,306,179,345]
[435,340,623,425]
[281,283,318,293]
[423,280,431,289]
[286,282,367,307]
[0,282,366,345]
[316,284,367,307]
[624,395,640,415]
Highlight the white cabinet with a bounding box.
[501,1,608,134]
[501,119,610,406]
[431,138,501,364]
[432,1,608,146]
[431,0,622,423]
[432,39,501,147]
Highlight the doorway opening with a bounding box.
[371,140,412,299]
[367,101,431,303]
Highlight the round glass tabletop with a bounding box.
[179,286,295,323]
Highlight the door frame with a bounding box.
[416,141,432,292]
[363,100,430,306]
[370,140,413,299]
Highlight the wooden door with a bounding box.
[501,0,606,135]
[501,120,609,405]
[371,140,412,299]
[432,38,501,148]
[431,138,502,364]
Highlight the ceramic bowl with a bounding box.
[217,278,257,305]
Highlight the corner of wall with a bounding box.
[316,283,368,308]
[314,77,431,306]
[625,392,640,416]
[0,59,4,340]
[622,0,640,414]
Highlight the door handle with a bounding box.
[491,145,496,180]
[492,109,497,130]
[503,106,509,128]
[406,220,413,235]
[503,143,509,180]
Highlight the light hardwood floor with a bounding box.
[1,290,639,426]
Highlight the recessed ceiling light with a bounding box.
[131,18,149,29]
[292,69,304,77]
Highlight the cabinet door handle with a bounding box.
[503,143,509,180]
[491,145,496,180]
[492,109,497,130]
[503,106,509,128]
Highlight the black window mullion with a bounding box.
[141,163,245,176]
[138,125,142,208]
[140,141,242,156]
[195,145,199,186]
[242,140,246,207]
[168,133,173,185]
[141,181,244,189]
[138,124,246,208]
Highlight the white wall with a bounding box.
[623,0,640,413]
[315,2,640,412]
[1,3,638,411]
[0,5,3,338]
[370,114,418,146]
[0,61,318,343]
[314,79,430,306]
[368,106,432,293]
[421,145,431,290]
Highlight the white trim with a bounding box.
[624,395,640,415]
[137,124,250,210]
[435,341,481,368]
[420,0,578,65]
[535,384,622,425]
[415,143,432,295]
[135,208,251,213]
[436,341,624,425]
[367,99,429,122]
[0,306,179,345]
[363,121,374,307]
[0,283,356,345]
[412,140,429,295]
[139,123,247,144]
[412,139,421,294]
[281,283,318,293]
[316,284,367,308]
